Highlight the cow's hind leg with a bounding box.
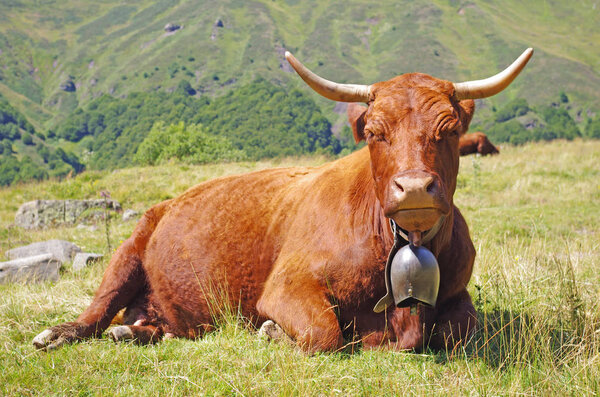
[33,206,167,351]
[33,240,148,350]
[107,295,167,345]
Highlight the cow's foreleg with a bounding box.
[257,280,343,353]
[429,289,477,350]
[33,240,146,350]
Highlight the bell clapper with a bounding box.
[408,231,422,247]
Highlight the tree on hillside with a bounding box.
[585,115,600,139]
[486,119,529,144]
[536,106,580,141]
[135,122,246,165]
[494,98,530,123]
[193,78,338,159]
[56,78,339,170]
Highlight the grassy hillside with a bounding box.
[0,0,598,185]
[1,139,599,395]
[0,0,598,129]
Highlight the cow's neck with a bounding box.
[344,148,394,256]
[347,147,454,259]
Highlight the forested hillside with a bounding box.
[0,0,598,184]
[54,79,341,170]
[0,95,82,185]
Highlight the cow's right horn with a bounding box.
[285,51,371,103]
[453,48,533,100]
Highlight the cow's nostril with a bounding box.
[395,180,405,192]
[426,178,436,194]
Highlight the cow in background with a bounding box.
[459,132,499,156]
[34,48,533,353]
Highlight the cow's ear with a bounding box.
[458,99,475,132]
[347,103,368,143]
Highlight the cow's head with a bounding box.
[286,49,532,235]
[478,134,500,155]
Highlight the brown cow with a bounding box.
[459,132,499,156]
[33,48,533,353]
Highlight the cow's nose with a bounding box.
[394,175,434,194]
[391,171,440,208]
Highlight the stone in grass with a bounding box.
[122,209,139,222]
[0,254,61,284]
[5,240,81,264]
[72,253,103,271]
[14,199,122,229]
[164,23,181,32]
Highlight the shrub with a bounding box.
[135,121,246,165]
[495,98,530,123]
[537,106,581,140]
[22,132,34,145]
[584,116,600,139]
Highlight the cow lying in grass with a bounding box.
[34,48,533,353]
[459,131,499,156]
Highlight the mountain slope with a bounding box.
[0,0,598,183]
[0,0,598,129]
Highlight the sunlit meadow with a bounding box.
[1,140,598,395]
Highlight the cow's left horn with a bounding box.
[453,48,533,100]
[285,51,371,103]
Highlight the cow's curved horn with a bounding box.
[285,51,371,103]
[453,48,534,100]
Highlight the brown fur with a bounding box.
[36,73,478,353]
[459,132,499,156]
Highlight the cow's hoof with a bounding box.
[33,322,85,351]
[33,329,66,351]
[108,326,134,342]
[258,320,293,344]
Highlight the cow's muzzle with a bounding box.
[385,170,449,232]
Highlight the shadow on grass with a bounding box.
[428,307,599,369]
[331,300,598,369]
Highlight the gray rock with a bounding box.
[122,209,139,222]
[72,253,103,271]
[60,79,76,92]
[164,23,181,32]
[14,199,121,229]
[6,240,81,263]
[76,224,98,231]
[211,18,224,41]
[0,254,61,284]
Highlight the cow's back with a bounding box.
[141,162,341,334]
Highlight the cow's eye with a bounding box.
[365,129,387,144]
[438,116,460,139]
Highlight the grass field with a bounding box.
[0,140,599,395]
